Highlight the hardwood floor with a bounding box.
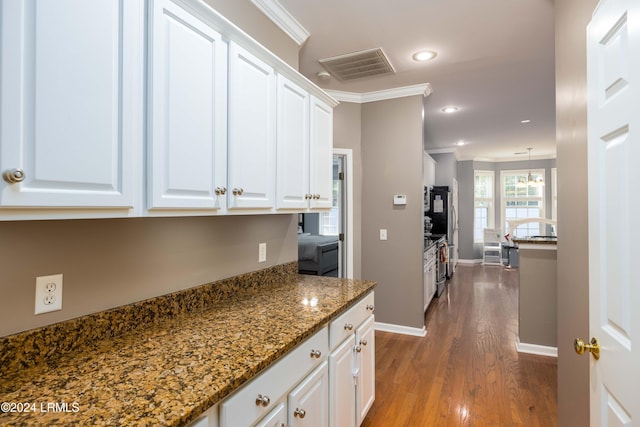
[361,264,557,426]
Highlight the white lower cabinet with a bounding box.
[328,336,356,427]
[355,316,375,425]
[187,403,219,427]
[199,292,374,427]
[288,361,329,427]
[328,291,375,427]
[255,402,286,427]
[219,327,328,427]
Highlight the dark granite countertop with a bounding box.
[513,236,558,245]
[0,264,376,427]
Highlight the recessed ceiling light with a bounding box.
[413,50,438,62]
[521,119,531,123]
[456,140,465,146]
[441,106,459,113]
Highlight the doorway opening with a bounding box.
[298,150,353,278]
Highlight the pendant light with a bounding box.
[526,147,543,186]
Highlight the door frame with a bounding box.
[333,148,354,279]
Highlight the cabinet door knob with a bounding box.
[232,187,244,196]
[215,186,227,195]
[255,394,270,407]
[294,408,306,418]
[355,345,362,353]
[344,323,354,331]
[314,194,320,199]
[305,193,311,200]
[310,349,322,358]
[2,168,25,184]
[360,339,368,346]
[366,304,375,312]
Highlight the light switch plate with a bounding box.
[380,229,387,240]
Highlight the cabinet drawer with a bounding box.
[220,327,328,427]
[329,292,374,350]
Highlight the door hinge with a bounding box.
[339,233,344,241]
[338,172,344,180]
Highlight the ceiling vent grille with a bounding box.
[318,48,395,81]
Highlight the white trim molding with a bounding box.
[516,337,558,357]
[333,148,354,279]
[250,0,310,46]
[375,321,427,337]
[327,83,432,104]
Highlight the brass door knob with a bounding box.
[574,337,600,360]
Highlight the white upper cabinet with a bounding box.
[0,0,143,213]
[0,0,336,220]
[309,97,333,209]
[276,75,310,210]
[227,42,276,210]
[276,79,334,212]
[147,0,228,211]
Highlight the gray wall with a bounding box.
[0,215,298,337]
[555,0,597,424]
[333,102,363,279]
[456,158,556,260]
[519,247,557,347]
[0,2,300,338]
[430,152,458,188]
[361,96,424,330]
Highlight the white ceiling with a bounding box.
[275,0,556,161]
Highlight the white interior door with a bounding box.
[587,0,640,424]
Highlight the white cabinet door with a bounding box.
[328,336,356,427]
[309,97,333,210]
[288,361,329,427]
[148,0,227,210]
[0,0,143,209]
[356,316,375,426]
[256,402,287,427]
[228,43,276,210]
[276,75,310,210]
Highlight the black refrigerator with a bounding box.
[428,185,456,280]
[428,186,450,239]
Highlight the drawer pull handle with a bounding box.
[344,323,354,331]
[294,408,306,418]
[255,394,270,407]
[360,339,368,346]
[310,349,322,358]
[366,304,375,312]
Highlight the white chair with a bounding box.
[482,228,503,266]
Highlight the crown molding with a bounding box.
[251,0,310,46]
[326,83,432,104]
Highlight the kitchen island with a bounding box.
[513,237,557,356]
[0,263,376,426]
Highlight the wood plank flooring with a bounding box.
[361,264,557,426]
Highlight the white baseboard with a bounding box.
[375,322,427,337]
[457,259,482,265]
[516,337,558,357]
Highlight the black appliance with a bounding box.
[428,186,450,239]
[428,186,456,279]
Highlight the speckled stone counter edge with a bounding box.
[0,262,298,377]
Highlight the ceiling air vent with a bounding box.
[318,48,395,81]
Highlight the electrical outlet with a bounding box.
[258,242,267,263]
[380,229,388,241]
[35,274,63,315]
